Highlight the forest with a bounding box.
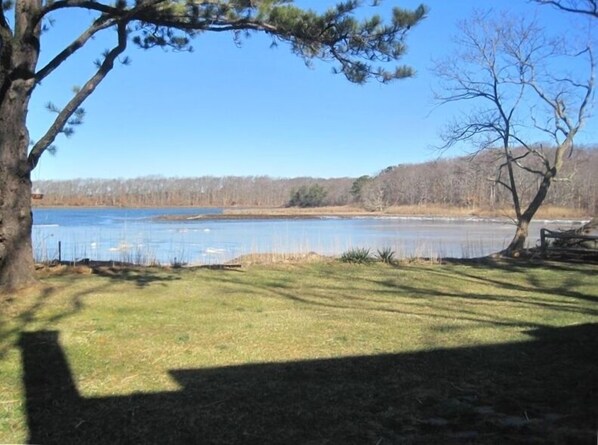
[33,146,598,214]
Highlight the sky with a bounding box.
[25,0,598,181]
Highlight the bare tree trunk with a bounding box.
[505,171,554,254]
[506,217,530,252]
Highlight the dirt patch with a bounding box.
[228,252,332,266]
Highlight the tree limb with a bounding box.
[534,0,598,18]
[28,22,128,170]
[38,0,141,22]
[35,0,172,82]
[35,18,116,83]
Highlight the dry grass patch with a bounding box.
[222,204,589,219]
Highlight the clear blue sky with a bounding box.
[27,0,597,181]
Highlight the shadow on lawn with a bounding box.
[360,261,598,321]
[444,258,598,304]
[211,261,597,327]
[0,267,181,360]
[21,324,597,445]
[90,265,182,288]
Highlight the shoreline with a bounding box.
[154,205,591,223]
[33,205,592,221]
[153,213,589,224]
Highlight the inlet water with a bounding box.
[32,208,583,265]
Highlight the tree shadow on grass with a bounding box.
[0,266,183,360]
[21,323,597,445]
[208,262,597,327]
[353,260,598,321]
[429,260,598,305]
[90,266,182,288]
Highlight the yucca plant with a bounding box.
[340,248,373,264]
[376,247,396,265]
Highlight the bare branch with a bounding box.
[576,46,595,125]
[512,156,547,176]
[534,0,598,18]
[493,163,515,194]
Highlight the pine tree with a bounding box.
[0,0,426,290]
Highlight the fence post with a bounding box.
[58,241,62,263]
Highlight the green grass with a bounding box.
[1,260,597,444]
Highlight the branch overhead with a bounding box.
[21,0,426,169]
[534,0,598,18]
[38,0,427,84]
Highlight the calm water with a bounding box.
[32,208,583,265]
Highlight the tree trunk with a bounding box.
[0,1,42,292]
[504,171,555,255]
[506,217,530,253]
[0,94,36,291]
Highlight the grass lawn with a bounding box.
[1,260,597,444]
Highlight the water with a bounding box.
[32,208,584,265]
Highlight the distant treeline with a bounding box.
[33,147,597,213]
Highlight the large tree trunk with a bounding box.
[0,1,42,292]
[0,91,36,291]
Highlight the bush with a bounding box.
[340,248,373,264]
[288,184,327,208]
[376,247,397,265]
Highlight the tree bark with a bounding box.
[0,92,36,291]
[506,217,530,253]
[0,1,40,291]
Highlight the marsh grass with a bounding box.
[1,261,597,443]
[222,204,589,219]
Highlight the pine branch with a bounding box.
[38,0,129,21]
[129,1,427,83]
[33,1,425,86]
[35,18,116,83]
[28,22,128,170]
[35,0,171,82]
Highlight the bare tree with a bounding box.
[434,10,594,253]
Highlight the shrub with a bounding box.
[340,248,373,264]
[376,247,396,264]
[288,184,327,208]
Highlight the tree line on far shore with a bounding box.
[33,146,597,214]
